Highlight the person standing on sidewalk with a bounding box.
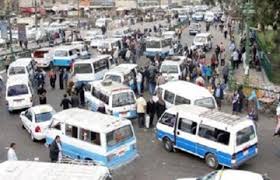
[213,83,224,110]
[136,94,147,128]
[7,143,17,161]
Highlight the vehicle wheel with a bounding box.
[31,133,36,142]
[163,138,173,152]
[205,153,218,169]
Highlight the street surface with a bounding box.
[0,21,280,180]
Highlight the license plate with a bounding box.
[243,150,249,156]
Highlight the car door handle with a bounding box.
[177,131,180,135]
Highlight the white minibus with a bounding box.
[156,105,258,169]
[6,75,33,112]
[7,58,34,81]
[72,55,114,85]
[85,80,137,119]
[159,56,187,81]
[157,80,217,109]
[45,108,137,168]
[52,45,78,67]
[0,160,112,180]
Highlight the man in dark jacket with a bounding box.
[60,94,72,109]
[71,91,80,107]
[49,135,61,162]
[147,98,156,128]
[213,83,224,110]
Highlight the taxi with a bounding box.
[20,104,56,141]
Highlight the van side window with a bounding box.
[178,118,197,135]
[65,124,78,139]
[93,59,109,73]
[25,110,32,121]
[160,113,176,127]
[164,90,175,104]
[79,128,101,146]
[198,125,230,145]
[175,95,191,105]
[92,88,109,105]
[53,122,61,130]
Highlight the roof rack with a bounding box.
[199,110,242,126]
[58,156,99,166]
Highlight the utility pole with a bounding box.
[35,0,38,30]
[77,0,80,28]
[5,0,15,61]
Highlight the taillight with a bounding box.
[35,126,41,133]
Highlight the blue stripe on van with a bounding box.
[155,129,258,168]
[53,59,72,67]
[46,137,137,169]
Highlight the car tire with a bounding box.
[163,138,173,152]
[205,153,219,169]
[31,133,36,142]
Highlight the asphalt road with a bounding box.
[0,21,280,180]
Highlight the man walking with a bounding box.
[7,142,17,161]
[60,94,72,110]
[213,83,224,110]
[48,69,56,89]
[147,98,156,128]
[37,85,47,104]
[136,94,147,128]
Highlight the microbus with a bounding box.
[32,47,54,68]
[0,161,112,180]
[103,63,138,89]
[97,38,122,54]
[52,45,78,67]
[45,108,137,168]
[85,80,137,119]
[144,36,173,59]
[157,80,217,109]
[156,105,258,169]
[7,58,34,81]
[159,56,187,81]
[6,75,33,112]
[72,55,114,85]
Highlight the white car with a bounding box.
[177,170,270,180]
[20,105,56,141]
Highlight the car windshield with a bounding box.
[106,125,134,148]
[35,111,53,123]
[197,171,218,180]
[112,92,135,107]
[194,97,216,109]
[9,67,26,75]
[105,75,122,83]
[236,126,256,146]
[160,65,178,74]
[195,36,207,43]
[146,40,161,49]
[55,50,68,57]
[7,84,29,96]
[74,63,92,74]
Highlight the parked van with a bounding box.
[45,108,137,168]
[0,160,112,180]
[97,38,122,54]
[157,80,217,109]
[32,48,54,68]
[53,46,78,67]
[95,18,112,28]
[192,33,213,51]
[71,43,90,59]
[85,80,137,119]
[6,75,33,112]
[72,55,114,85]
[159,56,187,81]
[156,105,258,169]
[7,58,34,81]
[144,36,173,59]
[103,64,138,89]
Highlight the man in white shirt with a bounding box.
[232,50,239,70]
[7,143,17,161]
[136,94,147,128]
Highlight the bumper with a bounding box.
[8,103,32,111]
[33,132,46,140]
